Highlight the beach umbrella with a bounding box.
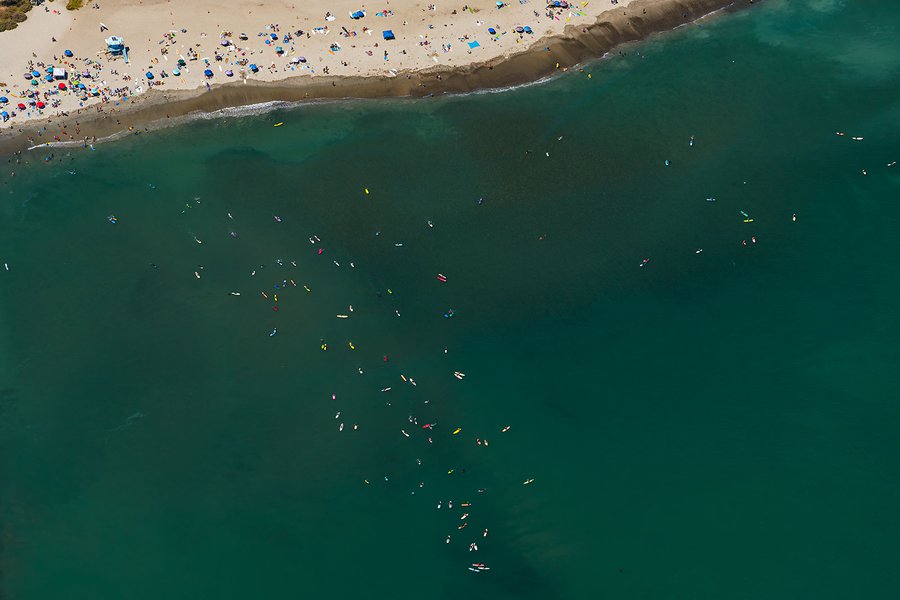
[0,97,7,103]
[172,68,181,76]
[270,33,277,40]
[44,75,53,82]
[1,111,8,121]
[17,103,26,110]
[145,72,154,79]
[64,49,73,57]
[24,73,33,80]
[225,69,234,77]
[36,101,45,109]
[177,59,186,67]
[249,63,259,72]
[58,83,67,90]
[488,27,496,35]
[204,69,213,78]
[78,83,86,89]
[515,26,524,33]
[524,26,533,34]
[33,70,41,77]
[382,30,395,40]
[220,39,230,47]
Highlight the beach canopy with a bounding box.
[64,49,73,57]
[204,69,213,77]
[382,30,395,40]
[145,71,154,79]
[53,68,67,80]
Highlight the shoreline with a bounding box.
[1,0,753,155]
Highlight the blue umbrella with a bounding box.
[145,72,154,79]
[270,33,277,40]
[32,70,40,77]
[249,63,259,72]
[488,27,496,34]
[64,49,73,57]
[172,68,181,76]
[44,75,53,82]
[0,97,7,103]
[204,69,213,77]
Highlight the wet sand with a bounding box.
[0,0,753,155]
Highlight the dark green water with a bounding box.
[2,1,899,597]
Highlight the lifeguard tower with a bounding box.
[105,36,129,63]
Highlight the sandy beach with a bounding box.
[0,0,749,150]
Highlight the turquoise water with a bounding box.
[2,1,899,598]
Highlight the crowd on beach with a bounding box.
[0,0,619,131]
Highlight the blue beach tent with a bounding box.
[351,10,365,19]
[382,30,395,40]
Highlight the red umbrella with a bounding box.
[58,83,67,90]
[36,101,45,109]
[17,103,26,110]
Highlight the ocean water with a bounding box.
[2,1,899,598]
